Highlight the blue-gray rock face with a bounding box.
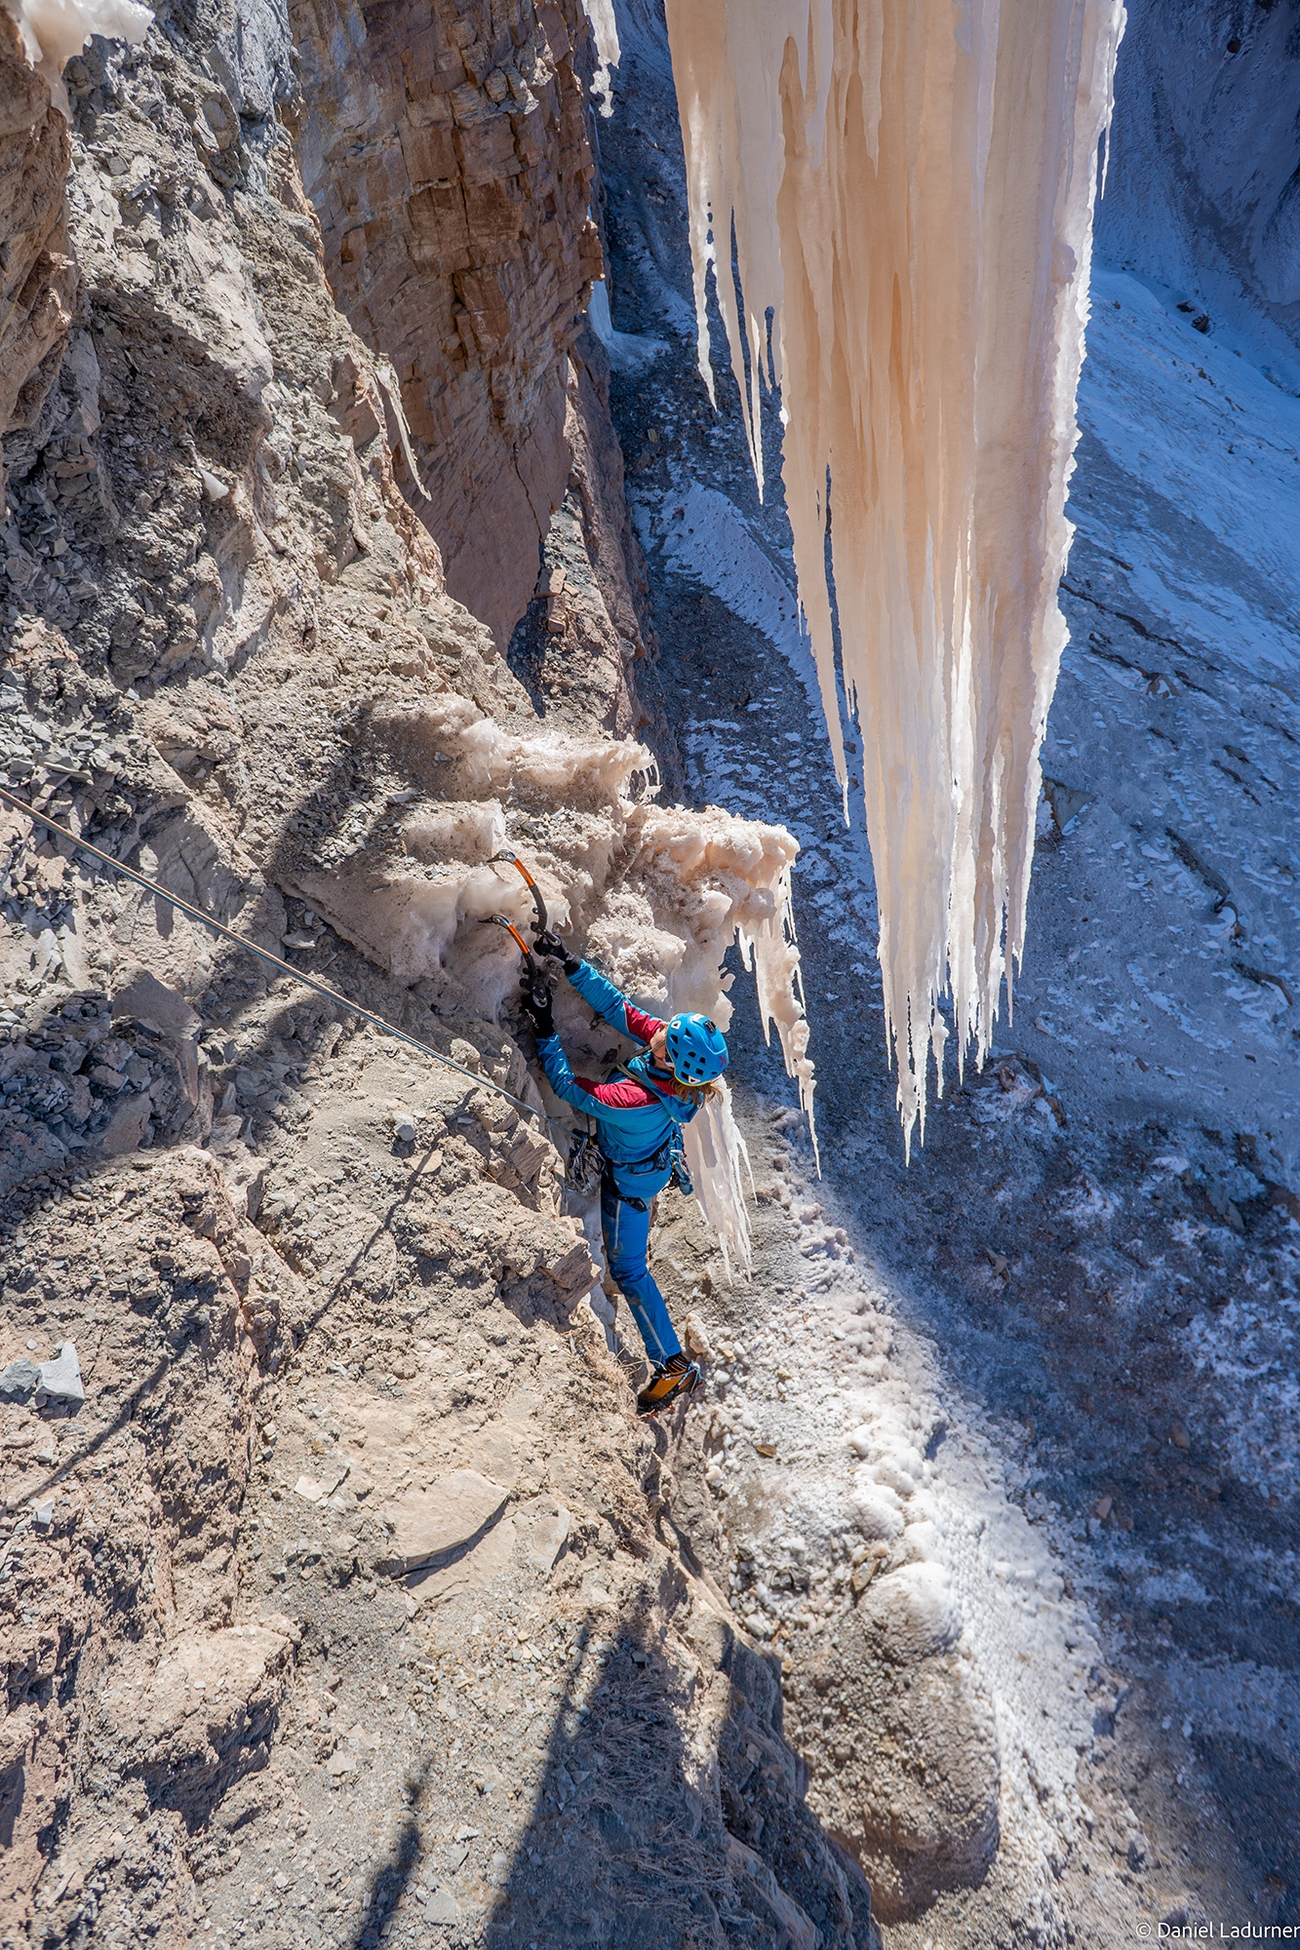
[1099,0,1300,385]
[0,1354,40,1402]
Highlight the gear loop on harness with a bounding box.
[565,1119,604,1194]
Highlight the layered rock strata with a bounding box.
[0,10,75,508]
[0,2,859,1944]
[290,0,607,653]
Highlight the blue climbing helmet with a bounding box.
[664,1012,728,1085]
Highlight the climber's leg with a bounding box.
[600,1177,682,1366]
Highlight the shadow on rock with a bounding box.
[480,1599,878,1950]
[348,1758,433,1949]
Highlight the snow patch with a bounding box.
[4,0,152,114]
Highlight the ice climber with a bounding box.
[521,931,728,1416]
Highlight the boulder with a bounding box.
[111,966,200,1037]
[376,1469,508,1574]
[0,1356,40,1404]
[35,1342,83,1407]
[792,1573,1000,1923]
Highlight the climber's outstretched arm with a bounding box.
[533,1026,661,1114]
[533,1029,595,1112]
[565,959,664,1046]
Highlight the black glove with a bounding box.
[533,929,581,975]
[521,983,554,1039]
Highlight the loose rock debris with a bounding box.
[0,3,870,1945]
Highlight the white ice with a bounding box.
[662,0,1126,1151]
[4,0,151,112]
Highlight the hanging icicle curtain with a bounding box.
[662,0,1125,1152]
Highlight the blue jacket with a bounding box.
[536,960,701,1198]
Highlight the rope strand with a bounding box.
[0,783,565,1137]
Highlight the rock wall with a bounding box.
[0,0,857,1941]
[1098,0,1300,380]
[0,9,75,508]
[289,0,606,652]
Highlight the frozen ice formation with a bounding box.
[663,0,1125,1149]
[289,693,817,1274]
[582,0,620,117]
[3,0,152,114]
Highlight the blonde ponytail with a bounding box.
[669,1076,721,1106]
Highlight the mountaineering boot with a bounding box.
[636,1354,702,1418]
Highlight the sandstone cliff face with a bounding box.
[0,9,75,508]
[504,330,657,737]
[0,1,862,1942]
[290,0,605,651]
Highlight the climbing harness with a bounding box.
[602,1130,676,1200]
[0,784,569,1139]
[611,1058,695,1196]
[601,1163,648,1214]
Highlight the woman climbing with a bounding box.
[520,930,728,1416]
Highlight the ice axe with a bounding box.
[488,850,548,941]
[482,913,551,1010]
[485,852,558,1013]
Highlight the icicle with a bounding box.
[631,801,818,1272]
[682,1082,755,1281]
[733,852,818,1170]
[664,0,1125,1153]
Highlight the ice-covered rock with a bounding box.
[5,0,152,115]
[849,1483,905,1544]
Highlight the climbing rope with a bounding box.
[0,782,566,1137]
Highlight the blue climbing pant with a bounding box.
[600,1178,682,1366]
